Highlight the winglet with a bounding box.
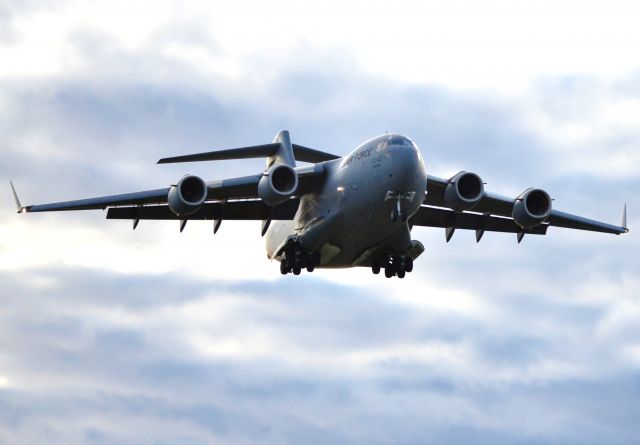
[622,203,629,233]
[9,181,27,214]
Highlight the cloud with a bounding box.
[1,266,639,444]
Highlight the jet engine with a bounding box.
[258,164,299,206]
[168,175,207,217]
[512,188,552,228]
[444,171,485,211]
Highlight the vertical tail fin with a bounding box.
[268,130,296,168]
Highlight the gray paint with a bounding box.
[265,134,427,268]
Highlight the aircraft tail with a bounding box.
[269,130,295,167]
[157,130,340,166]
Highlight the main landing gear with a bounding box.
[279,240,321,275]
[371,255,414,279]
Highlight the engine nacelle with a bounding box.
[258,164,299,206]
[168,175,207,217]
[444,171,485,211]
[512,188,552,228]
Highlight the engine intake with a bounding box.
[444,171,485,211]
[258,164,298,206]
[168,175,207,217]
[512,188,552,228]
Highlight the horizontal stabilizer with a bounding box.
[158,143,280,164]
[158,143,340,165]
[292,144,341,163]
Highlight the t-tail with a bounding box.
[156,130,339,166]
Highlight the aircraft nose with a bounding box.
[384,145,422,189]
[389,145,420,173]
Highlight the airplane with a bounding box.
[10,130,629,278]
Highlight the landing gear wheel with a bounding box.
[393,255,402,271]
[405,257,413,273]
[398,257,406,273]
[371,253,416,278]
[278,237,320,276]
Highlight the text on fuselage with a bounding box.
[342,147,373,168]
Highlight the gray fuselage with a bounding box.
[265,134,427,268]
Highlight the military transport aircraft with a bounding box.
[10,130,628,278]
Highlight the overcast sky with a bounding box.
[1,1,639,444]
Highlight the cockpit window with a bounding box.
[372,135,415,152]
[387,136,413,147]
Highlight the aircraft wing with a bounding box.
[17,187,171,213]
[12,164,324,219]
[417,174,628,239]
[410,205,548,237]
[106,199,299,221]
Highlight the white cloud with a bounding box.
[4,0,640,93]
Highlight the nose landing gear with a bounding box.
[390,196,408,222]
[385,191,416,222]
[372,255,414,279]
[390,207,407,223]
